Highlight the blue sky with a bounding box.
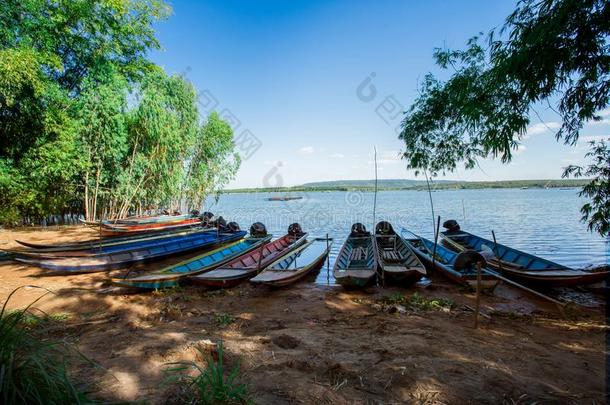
[151,0,610,188]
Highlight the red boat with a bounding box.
[100,217,202,236]
[190,223,307,288]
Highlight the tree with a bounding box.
[0,0,171,223]
[113,68,200,219]
[76,67,129,221]
[399,0,610,237]
[0,0,242,223]
[184,112,241,210]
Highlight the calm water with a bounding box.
[205,188,609,284]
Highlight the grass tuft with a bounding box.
[0,286,90,404]
[214,313,235,327]
[378,292,454,312]
[165,341,250,404]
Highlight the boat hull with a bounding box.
[111,236,272,289]
[191,233,308,288]
[334,271,377,288]
[250,239,330,287]
[15,231,247,273]
[333,233,378,289]
[374,223,426,286]
[441,229,609,287]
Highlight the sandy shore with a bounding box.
[0,226,606,403]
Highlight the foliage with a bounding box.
[165,341,250,405]
[0,288,89,404]
[563,138,610,236]
[378,292,454,312]
[0,0,241,224]
[184,112,241,209]
[214,313,236,327]
[399,0,610,237]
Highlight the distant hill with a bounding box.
[301,179,455,189]
[223,178,590,193]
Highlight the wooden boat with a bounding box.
[111,235,272,289]
[374,221,426,285]
[99,218,202,236]
[113,213,194,225]
[440,221,610,287]
[10,228,217,259]
[14,230,246,273]
[82,212,198,226]
[267,196,303,201]
[190,223,308,288]
[401,229,500,290]
[333,224,377,288]
[14,226,208,253]
[250,238,331,287]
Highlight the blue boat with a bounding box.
[440,221,609,287]
[111,235,272,289]
[401,229,500,290]
[15,230,247,273]
[11,228,216,258]
[15,221,213,252]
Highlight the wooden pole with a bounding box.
[373,147,378,229]
[431,215,441,270]
[424,169,435,237]
[491,230,503,273]
[474,261,482,329]
[256,242,265,273]
[490,231,566,317]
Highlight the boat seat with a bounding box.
[381,249,402,263]
[348,246,369,266]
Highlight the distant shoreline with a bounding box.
[223,179,589,194]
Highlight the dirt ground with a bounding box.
[0,226,607,404]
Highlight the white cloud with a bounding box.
[598,108,610,118]
[331,152,345,158]
[376,150,402,165]
[514,144,526,155]
[588,118,610,127]
[523,122,561,139]
[297,146,315,155]
[579,134,609,143]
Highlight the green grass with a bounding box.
[165,341,250,404]
[378,292,454,312]
[7,310,71,327]
[214,313,236,327]
[0,287,90,404]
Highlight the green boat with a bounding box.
[111,234,272,289]
[374,221,426,285]
[333,223,377,288]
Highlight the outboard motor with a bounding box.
[454,250,486,272]
[375,221,395,236]
[442,219,460,233]
[225,221,241,233]
[250,222,268,238]
[212,216,227,229]
[200,211,214,227]
[350,223,370,237]
[288,223,305,237]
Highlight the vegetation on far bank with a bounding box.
[223,178,590,194]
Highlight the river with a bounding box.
[205,188,609,284]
